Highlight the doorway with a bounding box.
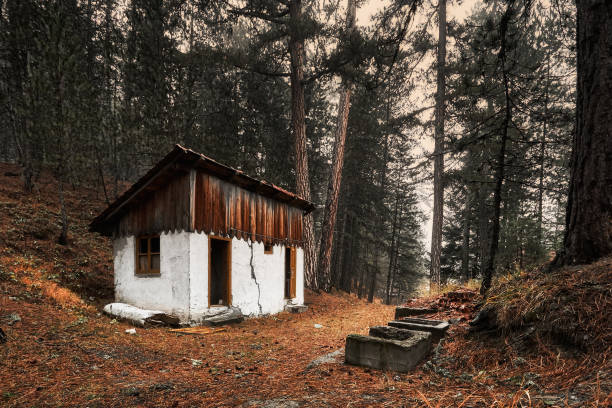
[209,237,231,306]
[284,246,296,299]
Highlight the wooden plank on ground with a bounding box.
[169,327,227,336]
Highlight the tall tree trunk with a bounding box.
[368,245,378,302]
[477,179,489,276]
[386,192,400,304]
[288,0,317,289]
[430,0,446,292]
[332,207,348,289]
[316,0,356,291]
[358,244,367,298]
[481,6,513,295]
[340,213,355,292]
[461,189,471,282]
[555,0,612,265]
[537,55,550,246]
[58,178,68,245]
[368,96,392,303]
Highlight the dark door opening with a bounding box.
[209,237,231,306]
[284,247,296,299]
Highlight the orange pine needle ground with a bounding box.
[0,163,609,407]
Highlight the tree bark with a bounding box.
[367,244,378,302]
[476,178,489,276]
[339,213,355,292]
[332,207,347,289]
[385,192,400,304]
[288,0,317,289]
[317,0,357,291]
[430,0,446,292]
[481,6,512,295]
[537,55,550,246]
[461,189,471,282]
[555,0,612,265]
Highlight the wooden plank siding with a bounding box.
[94,147,309,246]
[114,172,192,237]
[91,146,314,238]
[193,171,304,246]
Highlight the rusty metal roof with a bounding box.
[90,145,315,233]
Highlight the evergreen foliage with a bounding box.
[0,0,584,300]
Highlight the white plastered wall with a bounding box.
[230,239,284,316]
[188,232,209,320]
[113,231,191,320]
[295,246,305,305]
[113,232,305,321]
[190,237,304,318]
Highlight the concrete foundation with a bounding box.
[345,328,431,372]
[388,318,449,344]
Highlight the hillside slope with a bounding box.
[0,163,114,305]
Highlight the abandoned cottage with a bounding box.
[90,145,314,322]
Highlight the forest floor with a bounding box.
[0,163,610,408]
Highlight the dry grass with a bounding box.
[486,258,612,351]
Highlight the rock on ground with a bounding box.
[306,349,344,369]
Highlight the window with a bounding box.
[264,243,274,254]
[136,235,160,275]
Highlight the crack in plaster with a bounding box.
[248,241,263,314]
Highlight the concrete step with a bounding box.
[388,318,449,344]
[345,326,431,372]
[394,306,437,319]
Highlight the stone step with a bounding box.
[284,304,308,313]
[388,318,449,344]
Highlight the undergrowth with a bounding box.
[485,257,611,351]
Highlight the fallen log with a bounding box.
[103,303,180,327]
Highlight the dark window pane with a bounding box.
[150,254,160,271]
[139,238,148,254]
[138,255,148,272]
[150,236,160,253]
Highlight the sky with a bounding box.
[354,0,482,251]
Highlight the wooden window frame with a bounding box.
[264,243,274,254]
[208,235,232,307]
[135,235,161,276]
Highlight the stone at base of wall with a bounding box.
[203,307,244,326]
[284,304,308,313]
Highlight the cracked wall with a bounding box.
[229,238,290,316]
[248,241,263,315]
[114,233,304,321]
